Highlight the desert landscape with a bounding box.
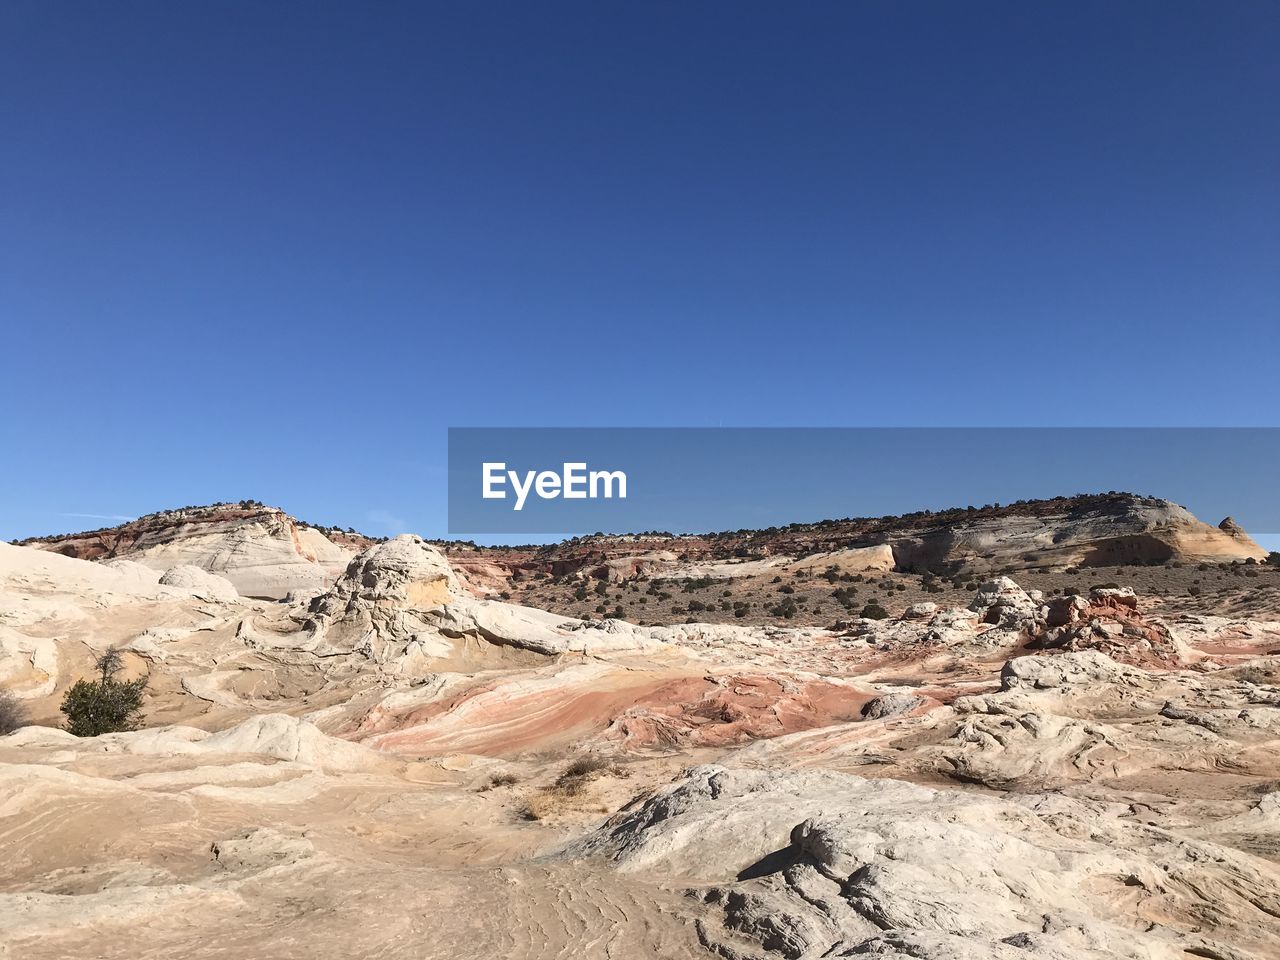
[2,495,1279,959]
[6,1,1275,956]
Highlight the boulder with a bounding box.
[969,578,1042,629]
[999,652,1145,691]
[861,693,926,720]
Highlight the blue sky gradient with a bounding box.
[2,2,1277,541]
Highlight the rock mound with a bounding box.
[93,714,382,773]
[969,577,1043,629]
[575,765,1280,959]
[100,558,161,585]
[158,565,239,600]
[860,692,926,720]
[297,535,459,657]
[23,503,356,599]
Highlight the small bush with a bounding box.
[768,598,799,619]
[60,650,147,737]
[477,772,519,791]
[560,755,610,781]
[860,602,891,620]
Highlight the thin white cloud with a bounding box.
[59,512,135,522]
[366,509,410,535]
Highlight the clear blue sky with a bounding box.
[2,2,1277,542]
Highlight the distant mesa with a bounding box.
[14,492,1267,600]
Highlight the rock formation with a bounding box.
[447,493,1268,582]
[21,503,357,598]
[157,564,239,600]
[3,503,1280,960]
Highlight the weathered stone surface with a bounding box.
[576,765,1280,959]
[5,515,1280,960]
[23,504,356,599]
[158,564,239,600]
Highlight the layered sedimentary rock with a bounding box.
[17,496,1268,606]
[22,504,356,599]
[449,493,1269,583]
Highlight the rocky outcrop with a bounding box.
[239,536,665,672]
[158,565,239,600]
[18,496,1267,601]
[0,626,59,699]
[444,493,1268,584]
[6,510,1280,960]
[891,498,1267,572]
[860,692,926,720]
[576,765,1280,959]
[22,504,357,599]
[1036,587,1185,664]
[285,535,460,659]
[969,577,1044,629]
[790,545,897,575]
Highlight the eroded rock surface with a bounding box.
[577,765,1280,960]
[3,522,1280,960]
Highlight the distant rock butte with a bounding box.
[20,504,362,599]
[451,492,1266,582]
[17,493,1266,601]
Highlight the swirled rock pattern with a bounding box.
[3,511,1280,960]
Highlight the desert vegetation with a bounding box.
[60,649,147,737]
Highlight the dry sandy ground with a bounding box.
[516,560,1280,628]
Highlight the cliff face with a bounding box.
[22,504,359,599]
[449,493,1268,580]
[887,498,1268,573]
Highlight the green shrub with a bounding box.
[768,597,799,619]
[860,602,891,620]
[60,650,147,737]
